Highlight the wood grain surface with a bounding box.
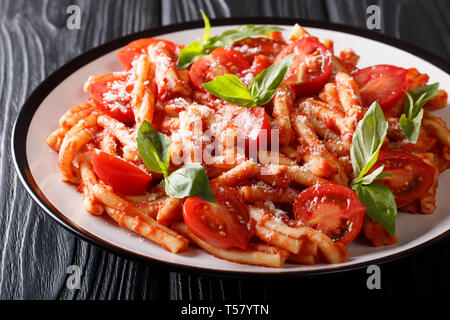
[0,0,449,300]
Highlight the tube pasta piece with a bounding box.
[172,222,287,268]
[424,89,448,111]
[132,55,156,124]
[58,114,99,183]
[297,98,348,139]
[258,150,297,166]
[147,42,191,102]
[92,184,188,253]
[47,103,97,152]
[78,152,104,215]
[239,184,299,203]
[99,129,118,155]
[97,115,138,161]
[156,197,183,226]
[335,72,364,136]
[291,112,347,185]
[272,84,295,146]
[249,204,347,264]
[287,239,319,265]
[254,224,304,254]
[415,153,439,215]
[422,111,450,160]
[319,83,344,113]
[279,145,301,162]
[211,159,259,186]
[105,208,188,253]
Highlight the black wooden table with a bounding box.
[1,0,449,300]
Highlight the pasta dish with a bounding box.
[47,15,450,267]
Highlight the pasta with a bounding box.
[47,22,449,268]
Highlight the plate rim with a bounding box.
[11,17,450,277]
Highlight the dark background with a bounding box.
[1,0,449,300]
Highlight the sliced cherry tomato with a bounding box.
[352,65,407,110]
[189,47,250,91]
[91,149,152,196]
[370,150,435,207]
[273,36,332,96]
[294,184,366,244]
[231,107,271,147]
[232,37,285,64]
[85,72,135,124]
[182,185,252,249]
[117,38,179,70]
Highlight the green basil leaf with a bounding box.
[200,9,211,45]
[350,102,388,179]
[202,74,256,106]
[251,53,294,105]
[177,10,284,70]
[202,54,293,107]
[353,183,397,235]
[207,24,284,48]
[177,41,206,70]
[399,108,424,143]
[351,166,391,186]
[165,163,216,202]
[400,83,439,143]
[137,120,171,176]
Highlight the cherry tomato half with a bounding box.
[294,184,366,244]
[182,185,252,249]
[189,47,250,91]
[352,64,407,110]
[85,73,135,124]
[232,37,285,64]
[117,38,179,70]
[231,107,271,148]
[370,150,435,207]
[274,36,332,96]
[91,149,152,196]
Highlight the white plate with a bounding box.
[12,18,450,275]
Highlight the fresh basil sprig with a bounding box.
[350,102,397,235]
[137,121,215,202]
[399,83,439,143]
[177,10,284,70]
[202,53,294,107]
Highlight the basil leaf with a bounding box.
[350,102,388,179]
[351,166,391,186]
[137,121,171,176]
[177,10,284,69]
[201,74,256,106]
[251,53,294,105]
[353,183,397,235]
[177,41,206,70]
[200,9,211,45]
[400,83,439,143]
[207,24,284,48]
[202,54,293,107]
[165,163,216,202]
[399,109,423,143]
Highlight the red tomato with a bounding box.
[249,54,272,77]
[117,38,179,70]
[273,36,332,96]
[232,37,285,64]
[370,150,435,207]
[85,73,135,124]
[294,184,366,244]
[352,65,407,110]
[231,107,271,147]
[189,47,250,91]
[91,149,152,196]
[182,185,252,249]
